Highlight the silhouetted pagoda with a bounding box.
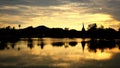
[81,23,86,38]
[82,23,85,32]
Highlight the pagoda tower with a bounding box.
[82,23,85,32]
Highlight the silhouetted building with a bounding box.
[82,23,85,32]
[81,23,86,38]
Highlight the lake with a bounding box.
[0,38,120,68]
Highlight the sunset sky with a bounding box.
[0,0,120,30]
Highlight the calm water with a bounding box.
[0,38,120,68]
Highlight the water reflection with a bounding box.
[0,38,19,50]
[52,42,64,47]
[69,41,77,47]
[0,38,120,52]
[0,38,120,51]
[88,39,116,53]
[37,38,45,49]
[27,38,34,49]
[0,38,120,68]
[81,39,86,52]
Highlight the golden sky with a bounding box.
[0,0,120,30]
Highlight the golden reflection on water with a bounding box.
[0,38,120,68]
[29,38,114,60]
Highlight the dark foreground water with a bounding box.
[0,38,120,68]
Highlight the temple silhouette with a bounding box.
[0,23,120,39]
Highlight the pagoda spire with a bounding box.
[82,23,85,32]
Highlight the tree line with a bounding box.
[0,23,120,39]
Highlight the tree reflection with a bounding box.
[27,38,34,49]
[51,39,78,48]
[38,38,45,49]
[69,41,77,47]
[87,39,116,53]
[116,40,120,49]
[9,38,18,49]
[52,42,64,47]
[1,37,120,52]
[0,38,19,50]
[0,40,8,50]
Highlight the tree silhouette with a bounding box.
[18,24,21,29]
[88,23,97,31]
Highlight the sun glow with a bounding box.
[29,12,119,30]
[0,2,120,30]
